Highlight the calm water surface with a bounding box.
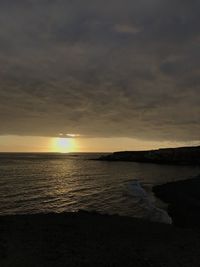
[0,153,200,221]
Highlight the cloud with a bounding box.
[114,24,141,34]
[0,0,199,141]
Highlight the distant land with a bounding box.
[98,146,200,165]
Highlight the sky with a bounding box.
[0,0,199,152]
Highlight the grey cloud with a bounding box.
[0,0,199,141]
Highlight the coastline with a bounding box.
[1,210,200,266]
[153,175,200,228]
[98,146,200,166]
[1,174,200,266]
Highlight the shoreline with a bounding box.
[153,175,200,228]
[1,175,200,266]
[98,146,200,166]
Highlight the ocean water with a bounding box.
[0,153,200,223]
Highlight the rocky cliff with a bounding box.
[99,146,200,165]
[153,175,200,228]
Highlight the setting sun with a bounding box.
[52,137,77,153]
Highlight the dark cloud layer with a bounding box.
[0,0,199,141]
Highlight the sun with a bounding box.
[52,137,77,153]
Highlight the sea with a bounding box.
[0,153,200,223]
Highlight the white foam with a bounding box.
[128,180,172,224]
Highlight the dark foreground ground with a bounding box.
[1,211,200,267]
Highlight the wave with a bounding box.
[128,180,172,224]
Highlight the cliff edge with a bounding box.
[99,146,200,165]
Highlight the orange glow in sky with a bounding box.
[0,135,198,153]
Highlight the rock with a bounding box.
[153,175,200,228]
[98,146,200,165]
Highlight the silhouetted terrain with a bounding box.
[153,175,200,228]
[99,146,200,165]
[1,211,200,267]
